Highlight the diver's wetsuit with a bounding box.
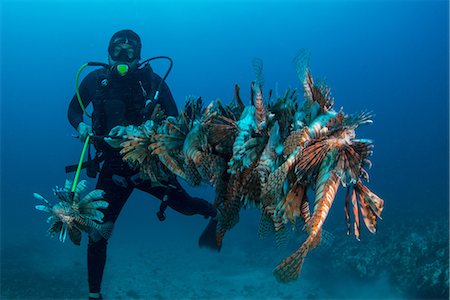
[68,65,216,294]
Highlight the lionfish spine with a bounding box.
[303,69,314,103]
[351,188,360,241]
[300,192,311,224]
[257,123,280,184]
[345,187,351,235]
[253,84,267,132]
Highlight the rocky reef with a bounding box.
[328,216,449,299]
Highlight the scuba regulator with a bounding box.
[74,56,173,116]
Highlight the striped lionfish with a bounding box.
[34,180,113,245]
[117,49,384,282]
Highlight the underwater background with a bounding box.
[1,0,448,299]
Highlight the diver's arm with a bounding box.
[67,74,94,129]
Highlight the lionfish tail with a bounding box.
[273,244,308,283]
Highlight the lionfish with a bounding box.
[265,50,383,282]
[34,180,113,245]
[116,49,384,282]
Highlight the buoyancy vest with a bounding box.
[91,64,158,152]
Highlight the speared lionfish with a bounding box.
[34,180,113,245]
[118,49,384,282]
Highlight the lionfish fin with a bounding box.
[35,205,51,213]
[276,180,305,224]
[99,221,114,239]
[283,127,312,156]
[234,84,245,111]
[258,212,275,239]
[252,58,265,88]
[345,111,374,128]
[84,200,109,210]
[299,188,311,225]
[33,193,50,206]
[352,139,374,165]
[292,49,312,101]
[48,221,63,238]
[274,224,289,248]
[73,180,88,203]
[345,187,351,235]
[196,153,227,186]
[257,122,280,182]
[68,225,82,246]
[354,181,384,233]
[121,136,152,166]
[79,190,105,206]
[335,145,361,186]
[295,140,330,180]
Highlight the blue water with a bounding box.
[1,1,448,299]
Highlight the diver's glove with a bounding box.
[105,125,127,148]
[105,125,144,148]
[77,122,93,142]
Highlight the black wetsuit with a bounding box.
[68,65,216,294]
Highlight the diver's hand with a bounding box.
[105,125,127,148]
[77,122,93,142]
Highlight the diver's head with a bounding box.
[108,29,141,77]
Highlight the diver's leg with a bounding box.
[137,178,216,217]
[137,178,220,251]
[87,164,133,296]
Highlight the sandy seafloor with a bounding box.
[1,192,407,300]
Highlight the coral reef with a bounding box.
[328,217,449,299]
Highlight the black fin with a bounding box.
[198,218,221,252]
[68,226,82,246]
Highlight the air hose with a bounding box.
[71,135,91,193]
[139,56,173,101]
[75,62,109,118]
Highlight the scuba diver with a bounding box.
[67,29,219,300]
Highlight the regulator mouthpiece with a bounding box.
[116,64,129,76]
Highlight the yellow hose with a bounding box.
[75,63,92,118]
[71,135,91,193]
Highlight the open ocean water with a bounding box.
[1,0,449,299]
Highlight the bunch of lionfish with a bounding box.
[34,180,113,245]
[119,49,384,283]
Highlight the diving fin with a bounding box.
[198,218,221,252]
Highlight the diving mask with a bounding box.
[110,45,137,62]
